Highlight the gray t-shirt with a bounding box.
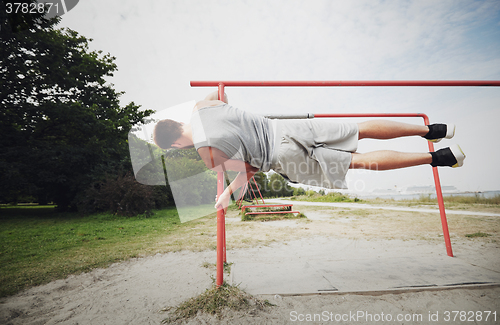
[191,104,276,171]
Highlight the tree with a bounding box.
[293,187,306,196]
[0,0,54,38]
[268,173,293,198]
[0,1,153,209]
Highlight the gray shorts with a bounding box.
[271,119,359,189]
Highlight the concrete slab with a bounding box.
[312,256,500,292]
[229,238,500,295]
[231,261,337,295]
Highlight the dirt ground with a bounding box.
[1,203,499,324]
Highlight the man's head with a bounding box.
[153,119,184,149]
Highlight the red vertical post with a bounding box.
[422,116,454,257]
[216,83,226,287]
[216,171,225,287]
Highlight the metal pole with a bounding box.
[216,83,226,287]
[252,177,266,204]
[247,179,259,204]
[191,80,500,87]
[422,116,454,257]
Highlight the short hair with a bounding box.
[153,119,183,149]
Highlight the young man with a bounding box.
[153,91,465,212]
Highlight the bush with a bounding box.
[77,173,155,217]
[306,190,316,197]
[292,191,361,203]
[152,185,174,209]
[293,187,306,196]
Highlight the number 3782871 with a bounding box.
[5,2,61,14]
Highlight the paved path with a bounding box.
[266,199,500,217]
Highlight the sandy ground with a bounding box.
[1,204,499,325]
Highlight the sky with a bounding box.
[58,0,500,193]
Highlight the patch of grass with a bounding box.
[160,282,274,323]
[403,193,500,206]
[0,206,201,297]
[292,192,361,203]
[364,193,500,211]
[201,261,233,274]
[446,194,500,205]
[465,232,492,238]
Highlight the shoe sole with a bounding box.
[450,144,465,168]
[429,123,456,143]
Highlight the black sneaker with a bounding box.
[431,144,465,168]
[424,123,455,143]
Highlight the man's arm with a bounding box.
[198,146,258,211]
[215,168,257,211]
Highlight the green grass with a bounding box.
[465,232,492,238]
[406,193,500,205]
[362,193,500,208]
[291,192,360,203]
[442,194,500,205]
[176,203,218,223]
[201,261,233,274]
[0,206,186,297]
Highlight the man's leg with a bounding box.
[350,144,465,170]
[357,120,429,140]
[351,121,463,170]
[350,151,432,170]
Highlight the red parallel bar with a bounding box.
[191,80,500,87]
[314,113,428,119]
